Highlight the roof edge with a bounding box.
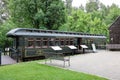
[108,16,120,30]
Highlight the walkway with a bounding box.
[1,55,16,65]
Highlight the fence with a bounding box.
[106,44,120,50]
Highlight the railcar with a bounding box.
[7,28,106,61]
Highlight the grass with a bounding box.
[0,61,108,80]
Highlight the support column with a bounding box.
[16,37,19,63]
[16,49,19,63]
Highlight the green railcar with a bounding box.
[7,28,106,61]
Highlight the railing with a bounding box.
[106,44,120,49]
[9,48,19,62]
[44,52,70,67]
[43,47,71,67]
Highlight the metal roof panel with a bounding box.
[6,28,106,38]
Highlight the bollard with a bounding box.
[0,50,1,65]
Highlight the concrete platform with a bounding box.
[1,55,16,65]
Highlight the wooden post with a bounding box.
[16,49,19,63]
[83,48,85,53]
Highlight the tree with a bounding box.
[79,4,84,11]
[86,0,99,12]
[65,0,73,15]
[8,0,66,30]
[59,4,109,38]
[40,0,66,29]
[59,9,92,33]
[105,4,120,25]
[99,3,108,19]
[0,0,9,24]
[0,20,15,48]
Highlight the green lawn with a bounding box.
[0,61,107,80]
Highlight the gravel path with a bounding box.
[66,50,120,80]
[1,55,16,65]
[46,50,120,80]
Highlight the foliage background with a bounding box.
[0,0,120,48]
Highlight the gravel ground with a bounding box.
[46,50,120,80]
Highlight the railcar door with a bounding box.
[77,38,82,50]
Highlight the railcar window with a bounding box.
[13,38,16,48]
[43,38,48,48]
[36,38,42,48]
[55,38,60,46]
[60,38,65,46]
[70,38,74,45]
[65,38,70,45]
[49,38,55,46]
[19,37,24,46]
[27,38,34,48]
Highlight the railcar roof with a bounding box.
[6,28,106,38]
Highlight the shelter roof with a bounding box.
[109,16,120,30]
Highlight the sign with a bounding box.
[68,45,77,49]
[80,45,88,48]
[51,46,62,51]
[91,44,96,52]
